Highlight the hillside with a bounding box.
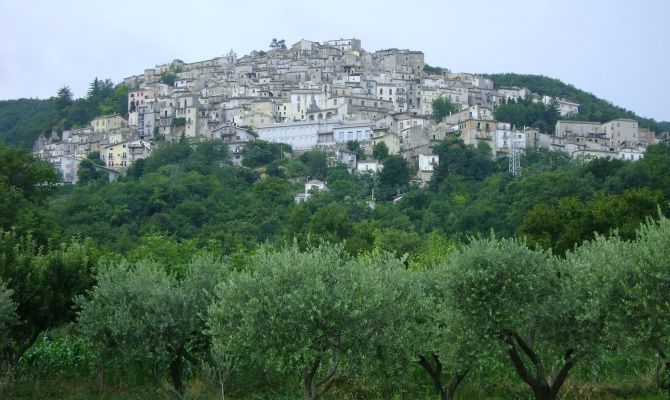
[0,79,128,150]
[0,98,58,149]
[484,73,666,132]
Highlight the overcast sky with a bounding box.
[1,0,668,121]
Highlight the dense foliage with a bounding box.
[494,98,560,133]
[485,73,664,132]
[431,96,460,123]
[0,78,128,150]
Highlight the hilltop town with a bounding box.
[32,38,659,184]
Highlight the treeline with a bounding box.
[0,98,57,149]
[39,137,670,259]
[0,78,128,150]
[485,73,665,132]
[4,219,670,399]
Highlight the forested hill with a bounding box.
[0,79,128,150]
[0,98,57,149]
[484,73,666,132]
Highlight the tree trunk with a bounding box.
[655,349,670,399]
[418,354,446,400]
[303,356,321,400]
[96,363,105,395]
[504,331,575,400]
[170,356,184,395]
[418,354,468,400]
[302,348,343,400]
[445,370,468,400]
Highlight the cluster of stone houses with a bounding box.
[33,114,152,183]
[33,37,660,184]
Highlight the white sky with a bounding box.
[1,0,668,121]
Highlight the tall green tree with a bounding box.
[0,142,59,238]
[430,137,496,185]
[55,86,73,112]
[98,84,130,116]
[372,141,389,161]
[378,155,410,199]
[431,96,460,123]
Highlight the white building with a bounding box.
[258,120,374,151]
[418,154,439,172]
[357,160,382,173]
[295,179,329,203]
[258,121,323,150]
[618,147,646,161]
[542,96,579,116]
[496,122,528,153]
[332,121,374,144]
[323,38,361,52]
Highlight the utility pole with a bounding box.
[509,139,521,178]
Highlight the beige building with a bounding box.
[602,119,638,148]
[91,115,128,133]
[372,131,401,155]
[444,105,494,125]
[101,141,130,168]
[457,118,497,157]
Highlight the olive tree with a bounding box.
[380,264,473,400]
[77,254,224,395]
[0,280,16,355]
[606,216,670,397]
[208,245,390,400]
[444,237,603,400]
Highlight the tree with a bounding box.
[0,142,59,237]
[241,139,288,168]
[430,137,497,186]
[345,140,365,161]
[55,86,73,112]
[0,232,98,370]
[398,266,473,400]
[299,149,329,180]
[308,202,352,242]
[0,279,17,356]
[77,254,225,395]
[209,245,392,400]
[269,38,287,50]
[604,216,670,397]
[372,141,389,161]
[378,155,410,199]
[161,73,177,87]
[518,188,666,255]
[77,151,107,185]
[431,96,460,123]
[98,84,130,116]
[445,237,599,400]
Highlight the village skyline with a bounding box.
[1,0,669,121]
